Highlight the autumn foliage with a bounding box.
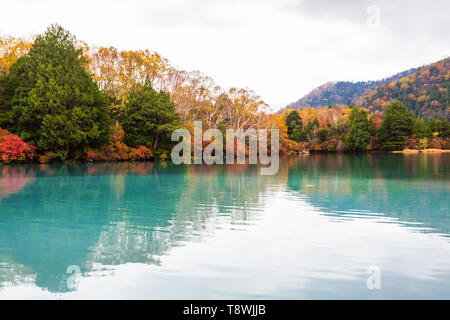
[85,126,154,162]
[0,26,449,163]
[282,101,450,153]
[358,58,450,120]
[0,129,36,163]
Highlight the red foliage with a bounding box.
[130,146,154,160]
[372,116,383,130]
[0,129,36,163]
[405,136,420,149]
[298,142,310,152]
[429,137,450,150]
[87,126,154,162]
[87,151,97,161]
[0,166,36,197]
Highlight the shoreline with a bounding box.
[1,150,449,166]
[391,149,450,154]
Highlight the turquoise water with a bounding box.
[0,154,449,299]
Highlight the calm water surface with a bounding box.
[0,154,449,299]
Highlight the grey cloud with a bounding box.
[134,0,251,29]
[287,0,450,41]
[133,0,450,44]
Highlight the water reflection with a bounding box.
[0,166,36,202]
[0,154,449,299]
[285,154,449,235]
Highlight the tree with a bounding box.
[317,128,329,143]
[89,46,169,100]
[418,138,429,150]
[122,83,180,154]
[346,107,370,151]
[429,119,450,138]
[0,36,32,75]
[412,117,432,139]
[1,25,111,160]
[285,110,302,141]
[379,100,412,150]
[0,75,18,127]
[291,129,307,142]
[0,128,36,163]
[0,37,31,126]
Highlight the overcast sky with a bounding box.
[1,0,449,111]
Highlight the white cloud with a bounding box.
[0,0,448,111]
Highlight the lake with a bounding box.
[0,154,449,299]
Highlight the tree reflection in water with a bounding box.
[0,154,448,295]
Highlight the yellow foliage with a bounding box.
[388,81,397,88]
[417,95,429,103]
[0,36,32,74]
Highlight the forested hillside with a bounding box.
[355,58,450,121]
[287,58,450,122]
[286,68,416,110]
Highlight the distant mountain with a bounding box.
[286,68,417,110]
[355,57,450,120]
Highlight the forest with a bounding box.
[286,68,417,110]
[356,58,450,120]
[0,25,449,164]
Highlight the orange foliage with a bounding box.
[0,36,32,74]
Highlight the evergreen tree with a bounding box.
[412,117,432,139]
[291,129,307,142]
[1,25,111,160]
[285,110,302,141]
[123,83,180,153]
[346,107,370,151]
[317,128,329,143]
[429,119,450,138]
[379,100,412,150]
[0,76,18,127]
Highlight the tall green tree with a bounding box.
[317,128,329,143]
[379,100,412,150]
[346,107,370,151]
[429,119,450,138]
[285,110,302,141]
[1,25,111,159]
[0,76,18,127]
[412,117,432,139]
[122,83,180,153]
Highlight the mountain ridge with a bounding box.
[286,68,417,111]
[356,57,450,120]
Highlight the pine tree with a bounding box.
[122,83,180,154]
[285,110,302,141]
[412,117,432,139]
[0,75,18,127]
[346,107,370,151]
[2,25,112,160]
[379,100,412,150]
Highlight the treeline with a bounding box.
[283,102,450,153]
[0,25,449,164]
[0,25,285,163]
